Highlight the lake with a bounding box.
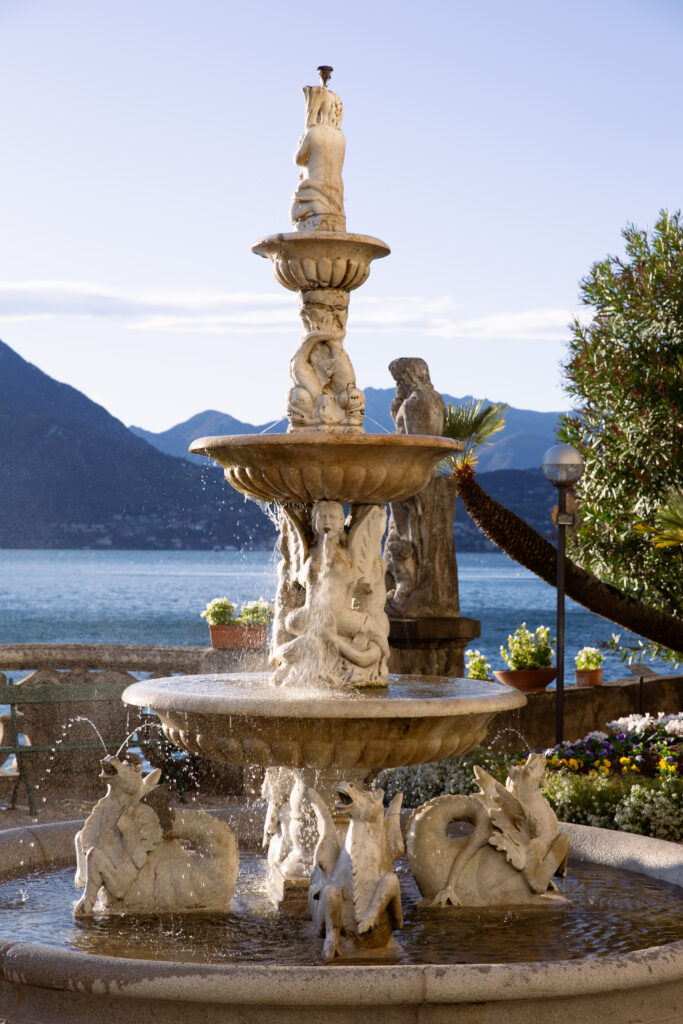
[0,549,662,682]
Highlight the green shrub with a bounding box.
[541,771,632,829]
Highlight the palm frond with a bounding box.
[440,399,508,473]
[634,488,683,548]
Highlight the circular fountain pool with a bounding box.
[0,819,682,1024]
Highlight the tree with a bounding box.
[453,463,682,653]
[558,210,683,618]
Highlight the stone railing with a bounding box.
[0,643,268,810]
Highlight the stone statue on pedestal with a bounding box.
[385,358,460,618]
[290,84,346,233]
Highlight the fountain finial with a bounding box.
[317,65,333,88]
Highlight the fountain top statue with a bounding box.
[290,67,346,233]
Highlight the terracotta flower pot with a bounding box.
[208,624,268,649]
[575,668,603,687]
[493,668,557,694]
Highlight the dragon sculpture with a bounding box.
[74,754,238,916]
[407,752,570,907]
[308,781,404,961]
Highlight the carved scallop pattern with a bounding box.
[330,258,348,287]
[316,258,333,286]
[158,711,496,770]
[271,255,373,292]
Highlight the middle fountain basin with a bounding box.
[188,433,463,504]
[122,674,526,770]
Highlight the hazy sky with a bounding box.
[1,0,682,431]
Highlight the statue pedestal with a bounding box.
[388,616,481,678]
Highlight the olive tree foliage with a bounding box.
[559,211,683,618]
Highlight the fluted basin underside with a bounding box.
[189,433,463,504]
[122,674,526,770]
[251,232,390,292]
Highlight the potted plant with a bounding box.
[574,646,604,687]
[201,597,274,649]
[465,649,492,680]
[494,623,556,693]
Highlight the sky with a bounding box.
[1,0,682,432]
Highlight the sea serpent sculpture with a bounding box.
[75,755,238,916]
[406,753,571,907]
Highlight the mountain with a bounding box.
[2,337,560,551]
[129,410,277,464]
[0,340,276,550]
[136,390,566,472]
[364,388,565,472]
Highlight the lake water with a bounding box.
[0,549,662,683]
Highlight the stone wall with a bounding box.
[486,674,683,753]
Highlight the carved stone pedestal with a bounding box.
[389,616,481,678]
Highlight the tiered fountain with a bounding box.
[121,65,526,909]
[0,68,682,1024]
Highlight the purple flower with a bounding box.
[617,733,626,741]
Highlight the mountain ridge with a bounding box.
[131,388,567,472]
[0,339,276,550]
[2,338,559,550]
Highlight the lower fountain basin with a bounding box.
[188,432,462,504]
[1,819,681,1024]
[121,674,526,769]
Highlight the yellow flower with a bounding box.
[568,758,579,771]
[619,756,631,764]
[602,759,611,768]
[599,765,610,774]
[630,765,640,772]
[588,769,598,776]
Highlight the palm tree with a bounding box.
[452,460,683,653]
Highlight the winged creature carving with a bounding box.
[308,781,404,961]
[407,753,570,907]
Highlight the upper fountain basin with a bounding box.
[122,673,526,770]
[189,432,463,503]
[252,232,390,292]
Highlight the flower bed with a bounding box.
[376,712,683,841]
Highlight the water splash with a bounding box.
[68,716,109,754]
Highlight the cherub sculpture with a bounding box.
[74,754,238,916]
[308,782,404,961]
[271,500,390,688]
[406,753,570,907]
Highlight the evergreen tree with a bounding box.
[559,211,683,618]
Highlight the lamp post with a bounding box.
[542,444,584,745]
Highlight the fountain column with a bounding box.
[252,68,394,693]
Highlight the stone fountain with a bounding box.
[1,68,682,1023]
[121,65,525,914]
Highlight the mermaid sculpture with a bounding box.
[271,500,390,688]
